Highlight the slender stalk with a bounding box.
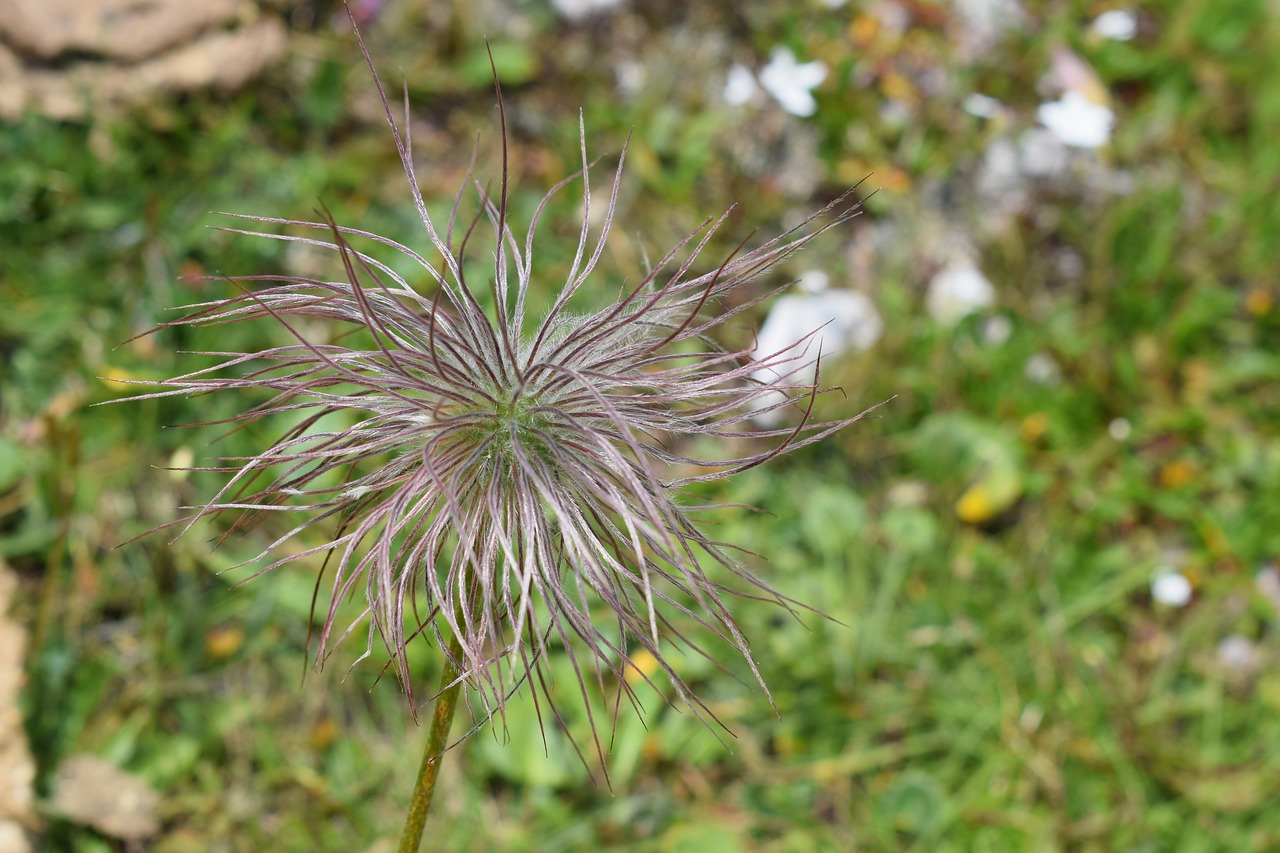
[399,631,465,852]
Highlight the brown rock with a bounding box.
[0,0,289,121]
[0,561,35,853]
[48,755,161,843]
[0,0,245,61]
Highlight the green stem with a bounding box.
[399,632,465,852]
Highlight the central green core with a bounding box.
[451,390,560,475]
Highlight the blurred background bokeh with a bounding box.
[2,0,1278,850]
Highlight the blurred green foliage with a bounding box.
[3,0,1279,850]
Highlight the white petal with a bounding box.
[550,0,624,20]
[1216,635,1257,675]
[1092,9,1137,41]
[963,92,1004,119]
[981,314,1012,345]
[1107,417,1132,441]
[926,260,995,325]
[796,270,830,293]
[724,63,759,105]
[1151,570,1192,607]
[775,88,819,117]
[1024,352,1061,384]
[752,290,882,384]
[792,60,830,90]
[1036,91,1114,148]
[759,47,828,117]
[749,289,881,426]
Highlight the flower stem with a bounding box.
[399,632,465,852]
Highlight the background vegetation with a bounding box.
[3,0,1279,850]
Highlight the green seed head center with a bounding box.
[469,390,559,467]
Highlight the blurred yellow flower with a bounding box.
[1245,288,1273,316]
[956,468,1022,524]
[625,648,661,686]
[204,625,245,660]
[1160,460,1196,489]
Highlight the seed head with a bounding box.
[122,28,870,759]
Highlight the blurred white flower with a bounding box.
[1217,635,1258,676]
[1151,570,1192,607]
[1037,91,1114,148]
[758,47,828,117]
[550,0,624,21]
[1108,417,1132,441]
[1257,564,1280,616]
[927,259,995,325]
[952,0,1026,57]
[750,279,882,426]
[1092,9,1138,41]
[981,314,1013,345]
[1024,352,1061,384]
[796,269,831,293]
[724,63,759,106]
[615,60,644,98]
[963,92,1004,119]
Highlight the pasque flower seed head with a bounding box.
[120,27,872,758]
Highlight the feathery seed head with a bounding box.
[123,27,872,757]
